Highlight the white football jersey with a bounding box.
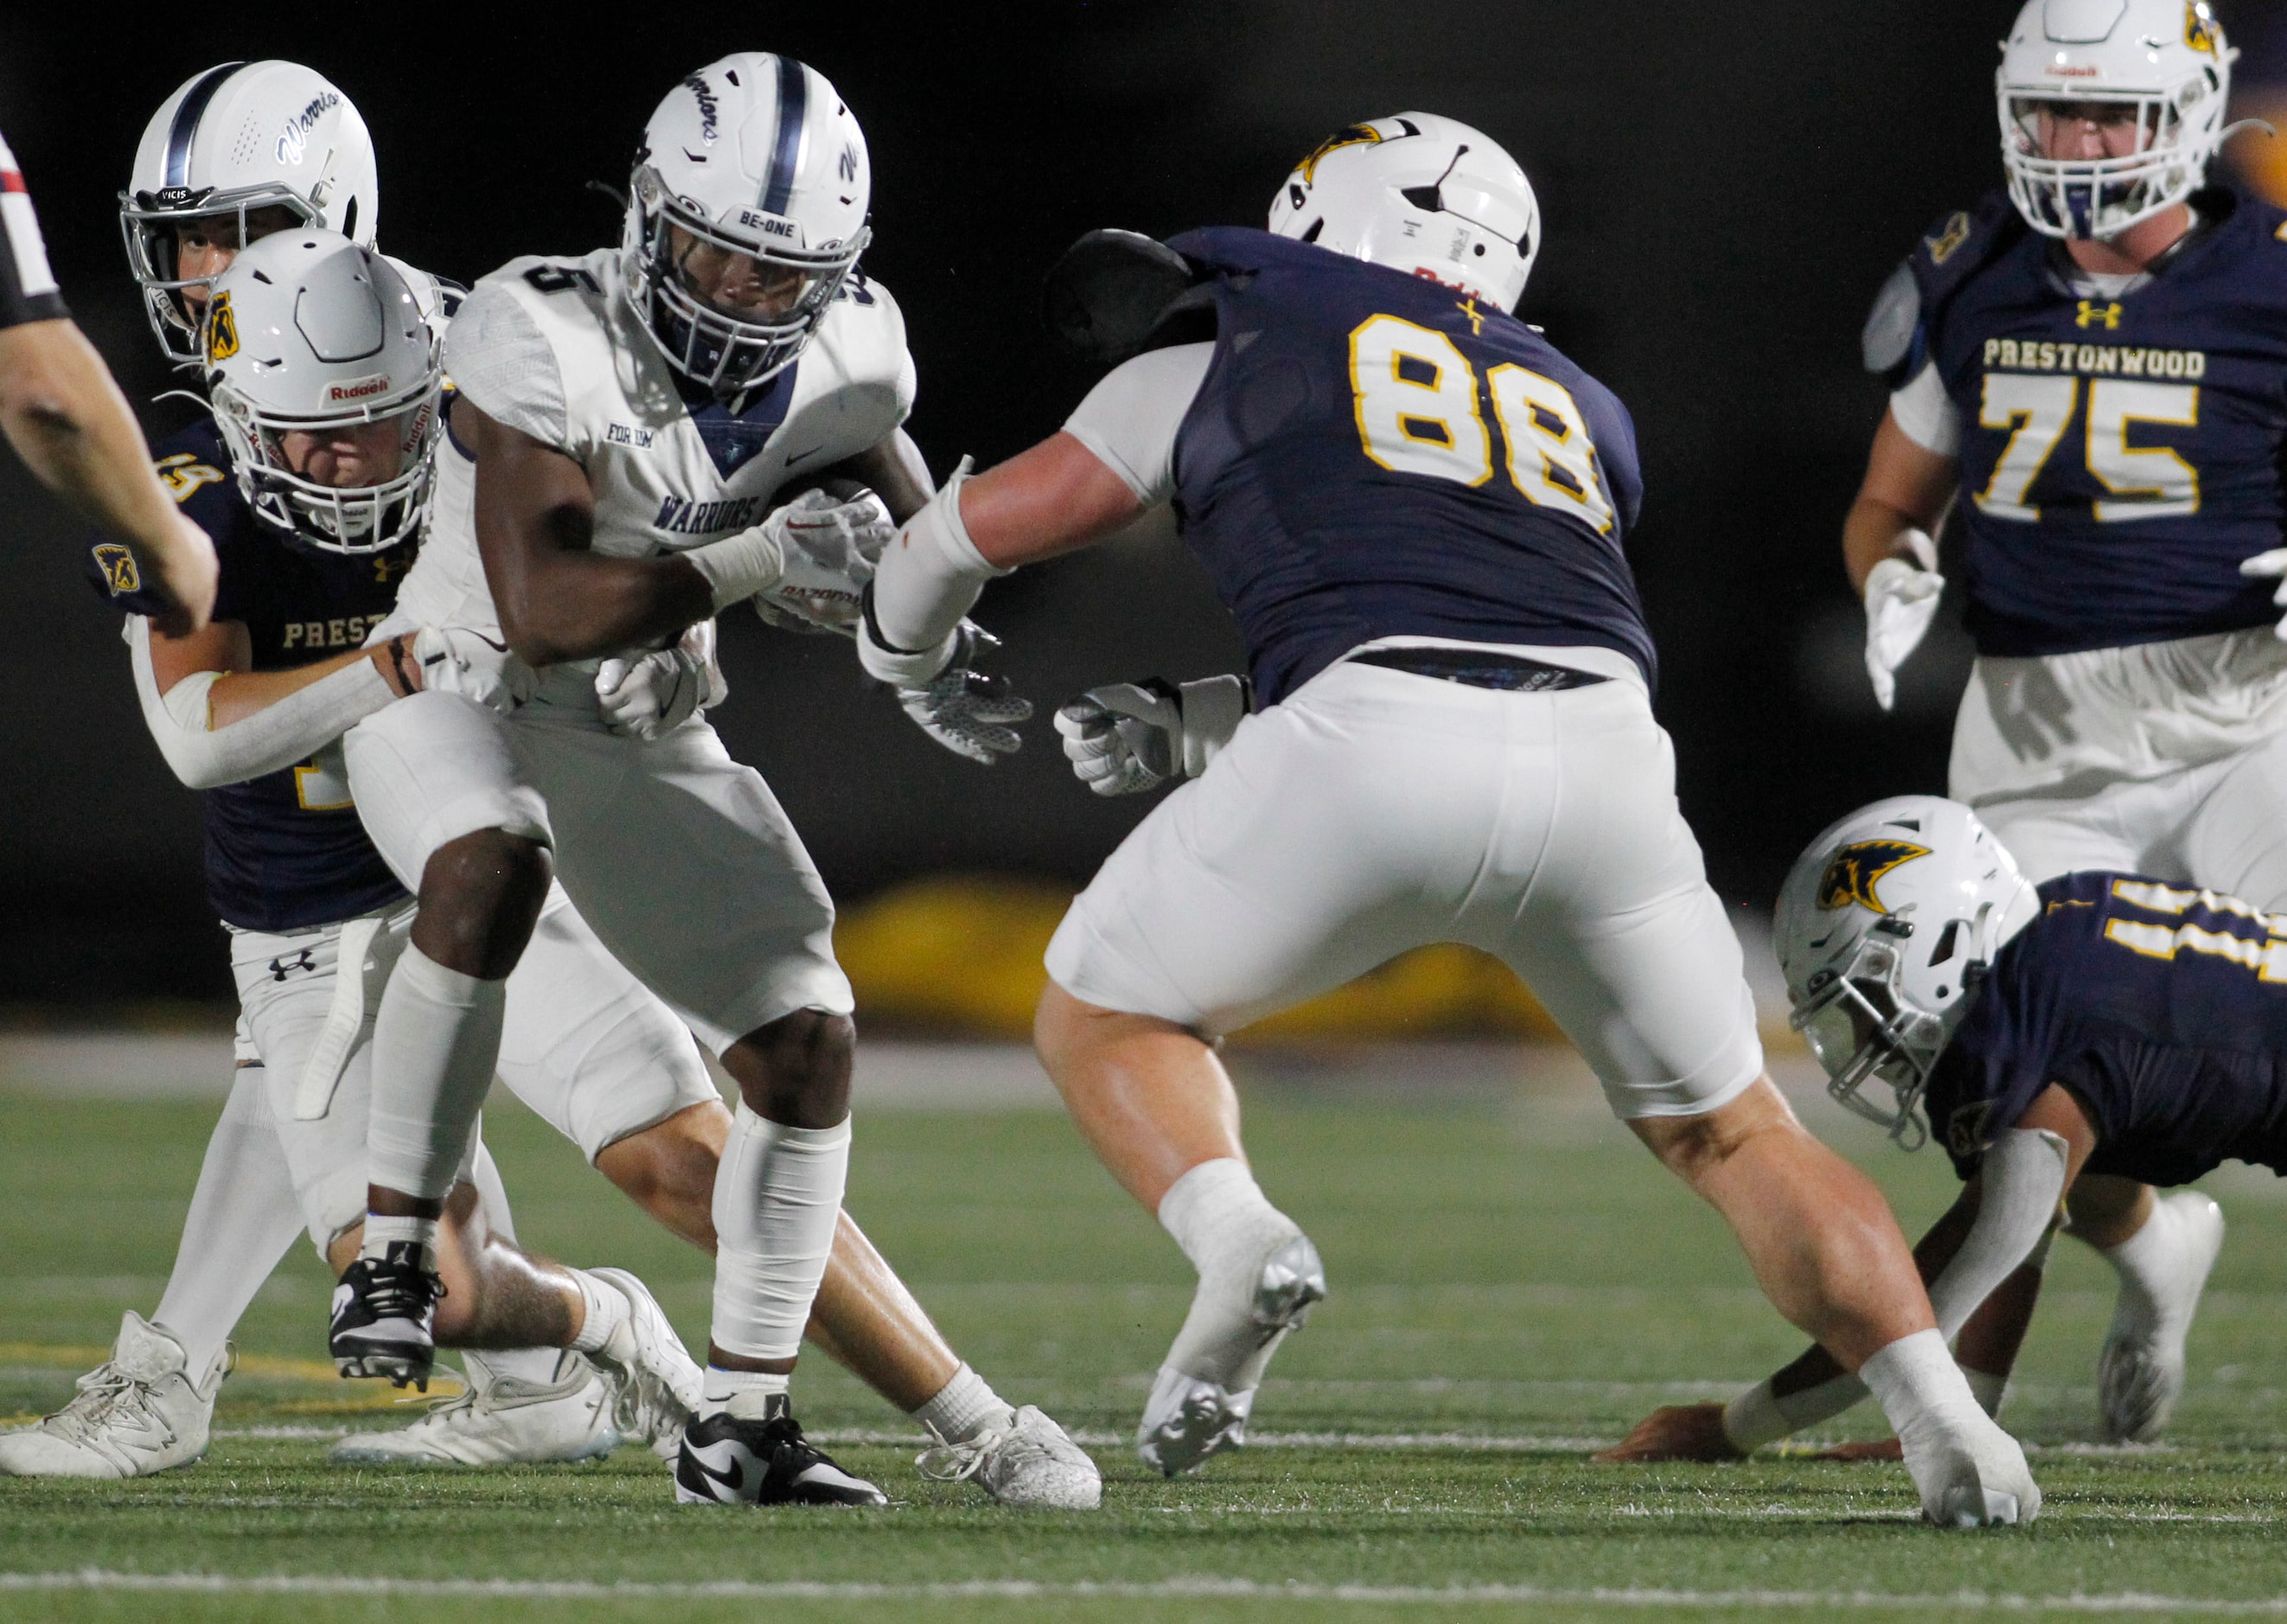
[393,246,915,645]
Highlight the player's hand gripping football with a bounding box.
[412,626,536,714]
[1862,527,1944,712]
[597,620,725,740]
[752,487,899,633]
[1056,675,1249,796]
[896,622,1032,765]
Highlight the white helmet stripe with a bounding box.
[761,56,807,216]
[163,62,246,189]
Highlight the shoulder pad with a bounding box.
[1862,259,1920,377]
[1878,191,2026,386]
[1042,229,1210,366]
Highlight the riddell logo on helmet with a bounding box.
[2043,62,2102,77]
[327,374,390,402]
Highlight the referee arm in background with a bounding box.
[0,129,214,635]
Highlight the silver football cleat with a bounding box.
[0,1313,227,1479]
[329,1349,620,1467]
[917,1403,1103,1508]
[2099,1191,2226,1443]
[1137,1232,1326,1477]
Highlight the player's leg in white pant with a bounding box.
[343,692,556,1378]
[514,715,878,1505]
[151,1050,305,1374]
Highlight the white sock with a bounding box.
[702,1366,789,1420]
[366,943,508,1201]
[1156,1157,1301,1388]
[361,1212,438,1269]
[912,1363,1014,1442]
[708,1104,850,1363]
[152,1065,305,1374]
[567,1269,630,1355]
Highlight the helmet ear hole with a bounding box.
[1287,182,1307,210]
[1300,218,1324,244]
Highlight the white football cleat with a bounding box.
[583,1266,705,1460]
[2099,1191,2226,1443]
[1137,1231,1326,1477]
[917,1403,1103,1509]
[0,1313,225,1479]
[328,1350,619,1467]
[1898,1403,2041,1528]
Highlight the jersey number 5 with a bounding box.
[1973,374,2199,522]
[1348,314,1616,534]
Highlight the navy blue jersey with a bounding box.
[1163,227,1654,706]
[1926,871,2287,1187]
[86,419,413,932]
[1901,188,2287,658]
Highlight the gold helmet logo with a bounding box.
[1816,839,1932,914]
[205,291,240,364]
[1295,124,1383,183]
[2186,2,2220,54]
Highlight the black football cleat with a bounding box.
[674,1395,887,1506]
[329,1241,443,1390]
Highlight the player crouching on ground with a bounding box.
[1600,796,2231,1466]
[855,114,2038,1525]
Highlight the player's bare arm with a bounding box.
[1843,411,1958,594]
[0,319,217,637]
[959,433,1145,566]
[457,398,716,667]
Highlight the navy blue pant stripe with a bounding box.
[164,62,247,189]
[761,56,807,218]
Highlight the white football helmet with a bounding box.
[203,231,440,555]
[1267,113,1539,311]
[1998,0,2241,240]
[122,61,378,364]
[623,54,871,397]
[1775,796,2040,1148]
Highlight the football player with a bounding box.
[0,125,215,629]
[6,63,1095,1507]
[1846,0,2271,1441]
[854,115,2041,1525]
[1600,797,2257,1465]
[330,53,1044,1507]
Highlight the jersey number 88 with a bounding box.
[1347,314,1616,535]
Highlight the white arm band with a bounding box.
[684,526,789,614]
[866,456,1006,660]
[128,616,396,790]
[1926,1128,2068,1341]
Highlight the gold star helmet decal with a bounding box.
[1816,839,1932,914]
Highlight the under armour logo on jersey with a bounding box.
[268,949,317,981]
[1816,840,1931,915]
[1946,1100,1993,1160]
[2077,300,2124,330]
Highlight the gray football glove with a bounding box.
[596,621,725,740]
[753,488,898,633]
[1056,675,1249,796]
[412,626,535,715]
[896,623,1032,765]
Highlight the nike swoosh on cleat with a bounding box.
[681,1438,750,1500]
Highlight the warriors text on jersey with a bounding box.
[1926,870,2287,1188]
[1162,228,1654,706]
[391,246,915,643]
[87,419,414,931]
[1892,187,2287,658]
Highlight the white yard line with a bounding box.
[6,1573,2287,1611]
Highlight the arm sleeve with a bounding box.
[1925,1128,2068,1340]
[0,131,68,329]
[442,281,568,448]
[1061,342,1214,505]
[127,615,397,790]
[1888,361,1960,457]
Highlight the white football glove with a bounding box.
[2239,547,2287,641]
[596,621,724,740]
[753,488,898,632]
[1862,527,1944,713]
[412,626,534,714]
[1055,675,1250,796]
[894,623,1032,765]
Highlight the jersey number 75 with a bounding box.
[1347,314,1616,535]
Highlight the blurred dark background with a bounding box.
[2,2,2282,1005]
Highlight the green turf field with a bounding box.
[4,1054,2287,1621]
